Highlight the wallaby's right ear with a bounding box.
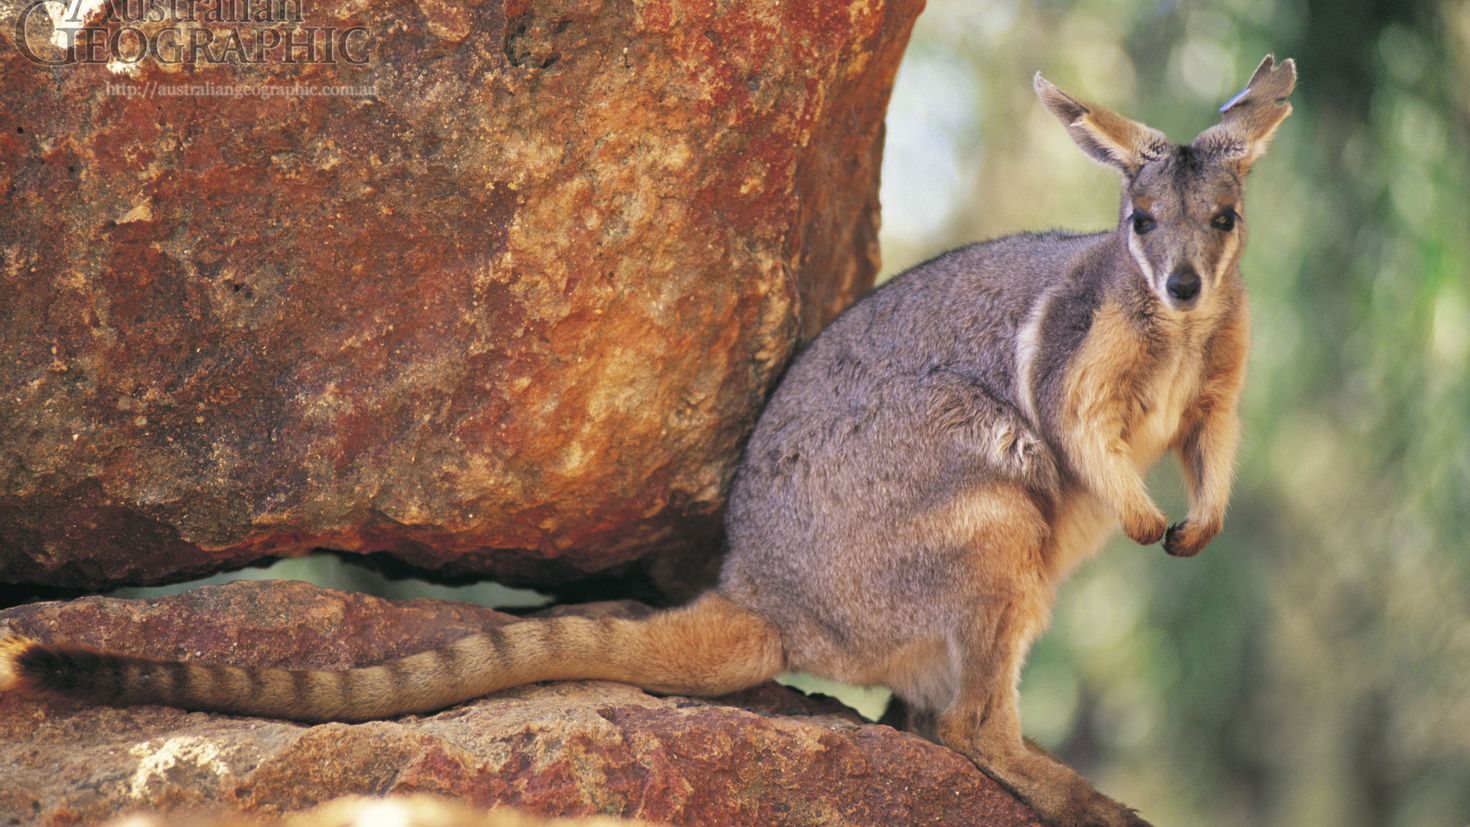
[1034,73,1169,176]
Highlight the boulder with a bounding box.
[109,796,650,826]
[0,0,921,590]
[0,581,1040,826]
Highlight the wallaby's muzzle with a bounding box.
[1166,267,1202,308]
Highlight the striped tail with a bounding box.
[0,594,785,723]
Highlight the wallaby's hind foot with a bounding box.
[944,722,1151,827]
[930,583,1151,827]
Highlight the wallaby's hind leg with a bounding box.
[878,695,941,743]
[631,593,788,695]
[878,694,914,730]
[938,600,1150,827]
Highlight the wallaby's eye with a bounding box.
[1131,212,1156,235]
[1211,210,1237,231]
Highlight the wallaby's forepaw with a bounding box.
[1123,509,1168,546]
[1163,519,1219,557]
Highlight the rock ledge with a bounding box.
[0,581,1040,826]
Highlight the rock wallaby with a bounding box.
[2,56,1295,827]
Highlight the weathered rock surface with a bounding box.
[111,795,649,826]
[111,795,651,826]
[0,0,922,590]
[0,581,1040,826]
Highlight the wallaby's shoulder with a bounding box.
[885,228,1110,294]
[807,227,1113,363]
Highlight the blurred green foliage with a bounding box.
[877,1,1470,824]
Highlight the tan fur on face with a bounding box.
[1122,153,1247,312]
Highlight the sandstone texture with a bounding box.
[0,581,1040,826]
[109,795,652,826]
[0,0,921,590]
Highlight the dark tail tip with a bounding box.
[1,635,121,701]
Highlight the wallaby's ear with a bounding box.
[1194,55,1296,174]
[1034,73,1170,176]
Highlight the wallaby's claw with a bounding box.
[1164,521,1193,556]
[1164,520,1217,557]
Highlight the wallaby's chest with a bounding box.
[1127,343,1206,468]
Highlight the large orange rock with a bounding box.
[0,581,1041,826]
[109,796,652,826]
[0,0,921,589]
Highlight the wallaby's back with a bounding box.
[721,230,1114,686]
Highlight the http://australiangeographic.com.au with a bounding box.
[104,79,377,98]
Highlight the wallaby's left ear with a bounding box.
[1194,55,1296,174]
[1034,73,1170,176]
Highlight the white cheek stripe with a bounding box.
[1214,228,1239,287]
[1127,228,1152,280]
[1127,222,1161,300]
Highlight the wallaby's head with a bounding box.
[1035,55,1296,312]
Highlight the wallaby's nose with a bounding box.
[1166,268,1201,303]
